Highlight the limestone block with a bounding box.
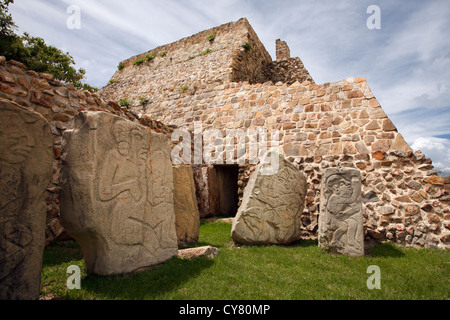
[0,99,53,300]
[231,154,307,245]
[319,168,364,257]
[173,165,200,247]
[60,111,178,275]
[178,246,219,260]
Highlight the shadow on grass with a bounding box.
[80,256,214,300]
[43,241,84,267]
[367,243,405,258]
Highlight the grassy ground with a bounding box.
[40,220,449,300]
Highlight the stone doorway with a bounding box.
[213,165,240,217]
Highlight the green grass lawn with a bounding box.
[40,220,449,300]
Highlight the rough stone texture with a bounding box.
[0,56,174,246]
[97,18,449,249]
[60,111,177,275]
[276,39,290,61]
[98,18,313,108]
[319,168,364,256]
[2,16,448,250]
[0,99,53,300]
[173,165,200,247]
[232,155,307,245]
[178,246,219,260]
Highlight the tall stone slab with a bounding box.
[232,155,307,245]
[173,165,200,247]
[60,112,178,275]
[0,99,53,300]
[319,168,364,257]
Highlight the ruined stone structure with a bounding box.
[0,16,449,260]
[98,18,449,250]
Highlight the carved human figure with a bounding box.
[232,155,307,245]
[319,168,364,257]
[0,112,35,285]
[325,175,361,248]
[98,119,147,245]
[60,111,178,275]
[249,166,300,242]
[145,149,177,250]
[0,99,52,300]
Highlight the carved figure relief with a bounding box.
[319,168,364,257]
[0,99,53,300]
[60,112,177,275]
[98,120,147,246]
[232,155,307,245]
[0,109,38,278]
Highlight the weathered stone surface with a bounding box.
[178,246,219,260]
[319,168,364,257]
[173,165,200,247]
[231,154,307,245]
[60,111,177,275]
[0,99,53,300]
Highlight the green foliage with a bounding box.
[242,42,253,51]
[133,54,156,66]
[178,85,190,93]
[200,48,213,56]
[159,51,167,57]
[108,79,116,85]
[145,54,156,62]
[187,49,214,61]
[117,62,125,71]
[207,34,215,42]
[118,97,130,107]
[139,97,149,105]
[0,0,16,38]
[133,58,145,66]
[0,0,97,92]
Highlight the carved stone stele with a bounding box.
[173,165,200,247]
[232,155,307,245]
[60,112,178,275]
[319,168,364,257]
[0,99,53,300]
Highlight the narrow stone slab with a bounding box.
[60,112,178,275]
[319,168,364,257]
[231,155,307,245]
[0,99,53,300]
[178,246,219,260]
[173,165,200,247]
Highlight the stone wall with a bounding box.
[276,39,290,61]
[2,15,449,250]
[98,18,313,111]
[101,71,449,249]
[263,57,314,85]
[0,56,172,245]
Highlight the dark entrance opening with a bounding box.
[214,165,240,217]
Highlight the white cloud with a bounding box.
[411,137,450,176]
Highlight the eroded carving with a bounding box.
[60,112,177,275]
[319,168,364,256]
[232,154,307,245]
[0,99,53,300]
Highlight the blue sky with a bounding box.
[9,0,450,175]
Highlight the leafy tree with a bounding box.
[0,0,97,92]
